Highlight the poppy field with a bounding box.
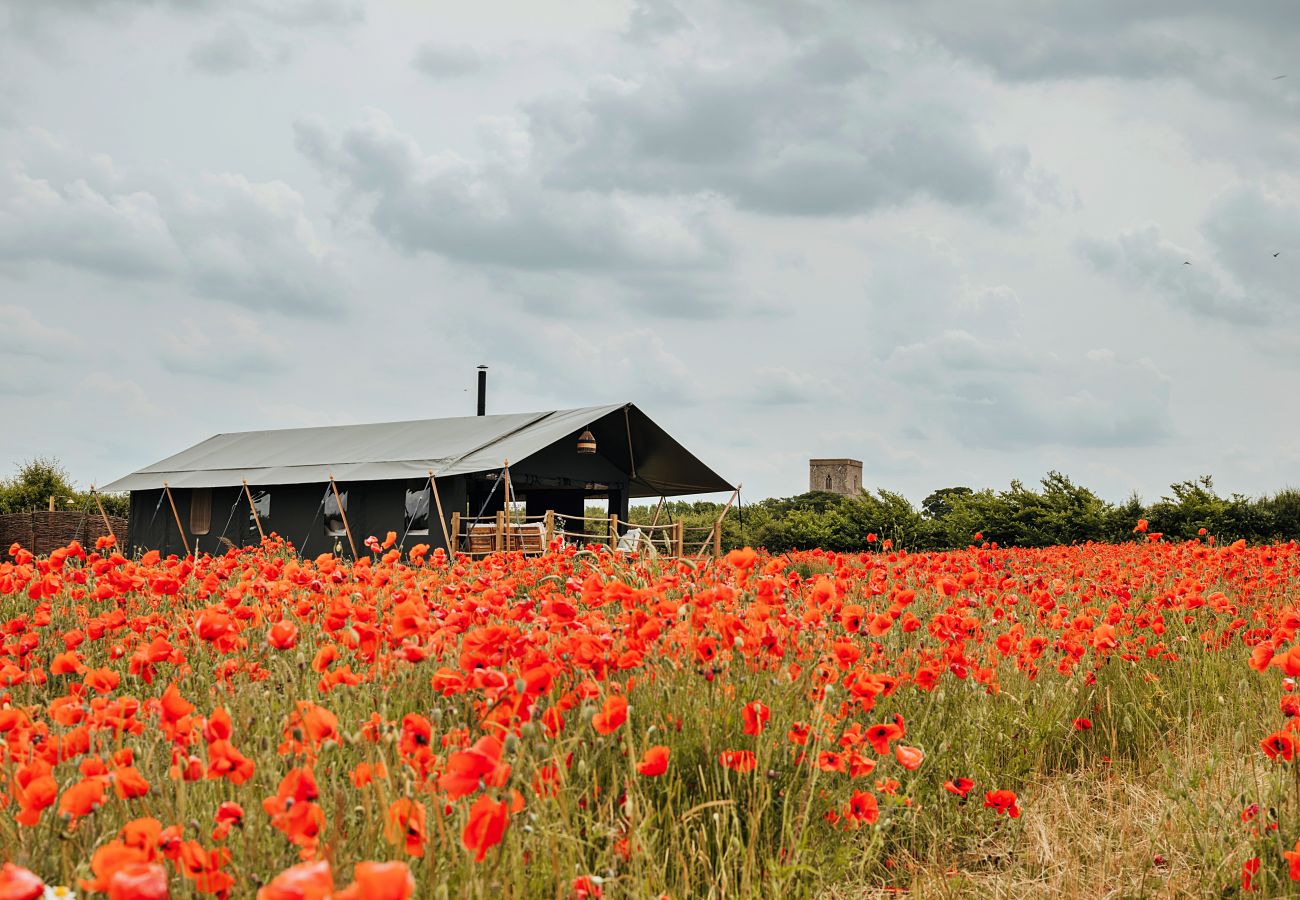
[1,532,1300,898]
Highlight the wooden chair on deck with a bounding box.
[467,523,497,557]
[504,522,545,555]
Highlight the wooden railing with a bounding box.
[449,490,740,560]
[449,510,692,558]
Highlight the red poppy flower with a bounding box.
[636,745,670,777]
[257,860,334,900]
[439,735,506,798]
[336,862,415,900]
[719,750,757,773]
[843,789,879,826]
[894,745,924,771]
[1242,857,1261,892]
[107,863,169,900]
[0,863,43,900]
[1285,839,1300,882]
[386,798,428,858]
[984,789,1021,818]
[592,696,629,735]
[944,778,974,799]
[462,794,510,862]
[1262,731,1297,762]
[742,701,770,736]
[865,722,903,755]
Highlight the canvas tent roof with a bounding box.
[101,404,732,498]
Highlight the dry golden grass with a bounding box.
[825,729,1269,899]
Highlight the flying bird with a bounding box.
[1275,74,1289,80]
[1183,260,1191,265]
[1275,252,1281,257]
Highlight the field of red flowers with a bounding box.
[1,532,1298,897]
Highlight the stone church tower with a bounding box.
[809,459,863,496]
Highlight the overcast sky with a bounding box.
[1,0,1298,505]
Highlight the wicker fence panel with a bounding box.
[0,511,129,557]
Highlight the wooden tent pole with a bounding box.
[648,495,666,529]
[162,482,191,558]
[242,480,266,543]
[328,476,357,558]
[427,470,452,561]
[90,487,116,542]
[624,406,637,478]
[501,459,513,552]
[695,484,741,559]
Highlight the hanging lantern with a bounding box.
[576,430,597,454]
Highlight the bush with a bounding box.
[629,472,1300,554]
[0,457,129,519]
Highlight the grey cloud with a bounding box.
[861,239,1027,355]
[295,110,728,273]
[0,131,346,315]
[1081,186,1300,325]
[887,333,1173,449]
[12,0,362,26]
[528,41,1038,220]
[904,1,1299,81]
[1200,185,1300,303]
[258,0,363,27]
[490,323,700,410]
[863,234,1173,450]
[910,4,1207,82]
[623,0,693,42]
[0,305,82,359]
[0,156,176,279]
[412,42,486,78]
[189,23,283,73]
[1078,226,1262,324]
[898,0,1300,138]
[744,366,844,406]
[157,312,292,380]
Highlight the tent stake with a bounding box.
[162,482,191,558]
[428,470,452,563]
[328,476,357,558]
[242,480,266,543]
[90,487,116,543]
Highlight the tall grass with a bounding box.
[0,541,1296,897]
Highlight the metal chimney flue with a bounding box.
[476,365,488,416]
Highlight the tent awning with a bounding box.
[101,404,732,498]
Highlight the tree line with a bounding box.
[626,472,1300,553]
[0,458,130,519]
[10,457,1298,553]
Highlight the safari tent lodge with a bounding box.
[102,399,731,560]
